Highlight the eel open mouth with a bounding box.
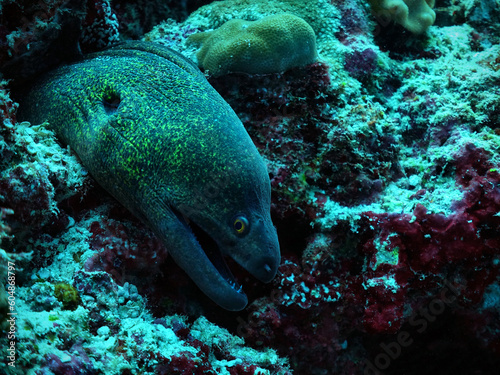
[170,206,244,295]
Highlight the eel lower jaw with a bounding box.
[171,207,247,308]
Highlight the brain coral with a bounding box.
[187,14,317,76]
[369,0,436,34]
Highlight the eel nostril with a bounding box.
[103,91,121,115]
[257,258,278,283]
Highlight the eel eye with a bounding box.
[233,215,249,235]
[102,90,121,115]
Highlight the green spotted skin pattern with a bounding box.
[19,41,280,311]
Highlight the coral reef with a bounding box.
[1,0,500,374]
[4,267,291,374]
[187,14,317,76]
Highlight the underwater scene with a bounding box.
[1,0,500,374]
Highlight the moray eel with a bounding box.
[18,41,280,311]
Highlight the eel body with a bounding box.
[18,41,280,311]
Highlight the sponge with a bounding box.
[187,14,317,76]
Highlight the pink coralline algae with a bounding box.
[335,0,372,41]
[362,144,500,288]
[344,48,378,82]
[42,347,98,375]
[210,62,333,122]
[84,214,168,283]
[357,143,500,333]
[232,234,362,373]
[230,142,500,373]
[211,61,400,221]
